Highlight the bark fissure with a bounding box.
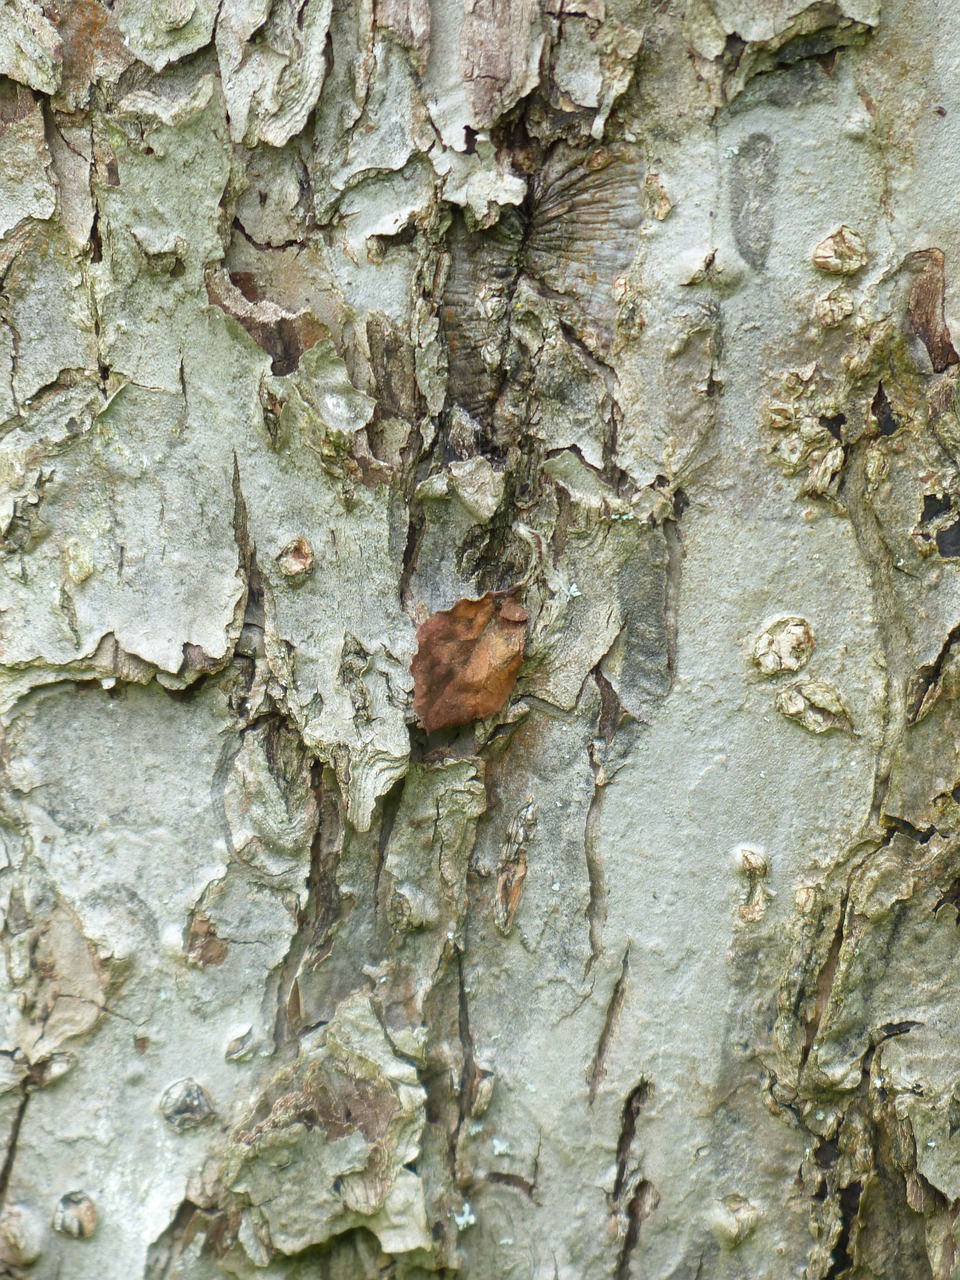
[588,947,630,1105]
[6,2,960,1276]
[0,1082,29,1210]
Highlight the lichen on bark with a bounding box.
[5,0,960,1278]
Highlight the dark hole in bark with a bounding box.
[922,492,952,522]
[270,318,309,376]
[821,412,846,440]
[936,519,960,558]
[90,211,103,263]
[872,383,899,436]
[815,1138,840,1167]
[723,33,747,64]
[385,222,418,248]
[825,1180,862,1279]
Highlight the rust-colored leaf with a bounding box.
[412,591,528,732]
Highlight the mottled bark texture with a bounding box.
[4,0,960,1277]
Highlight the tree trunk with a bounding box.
[1,0,959,1276]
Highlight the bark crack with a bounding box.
[588,947,630,1105]
[0,1080,29,1210]
[583,762,609,978]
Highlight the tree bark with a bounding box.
[1,1,959,1277]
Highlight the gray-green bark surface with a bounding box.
[0,1,959,1277]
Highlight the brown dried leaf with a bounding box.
[412,591,528,732]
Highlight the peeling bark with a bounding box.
[4,1,960,1277]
